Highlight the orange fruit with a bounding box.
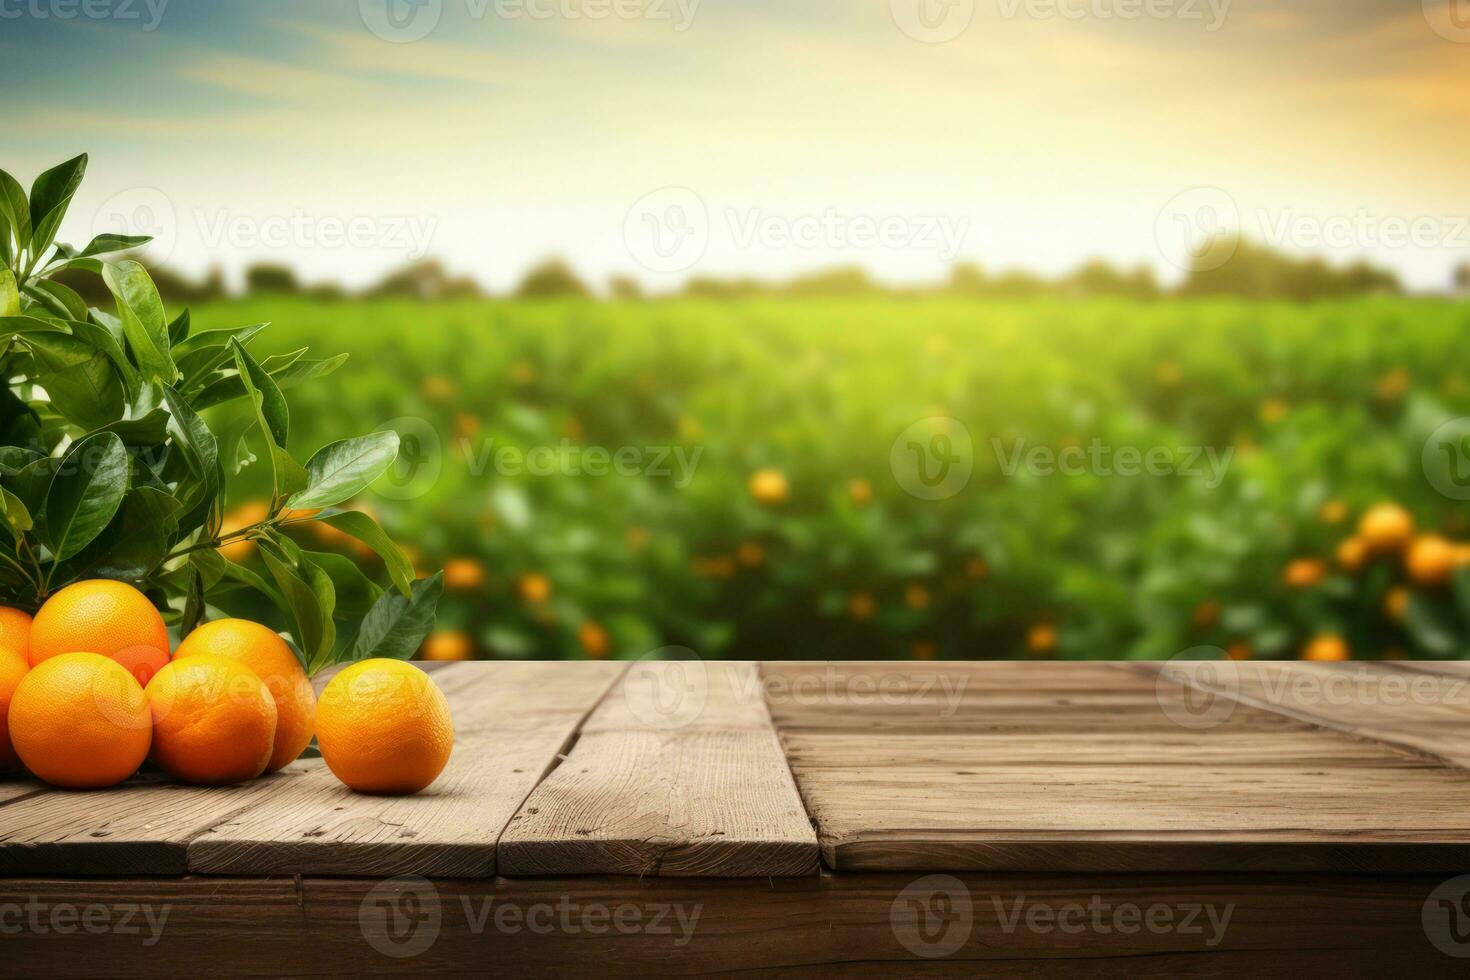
[736,541,766,567]
[1318,499,1349,525]
[518,573,551,604]
[1282,558,1327,589]
[1336,536,1368,573]
[905,583,931,610]
[443,558,486,591]
[30,580,170,687]
[849,478,873,506]
[1357,503,1414,554]
[1405,535,1457,587]
[748,468,790,506]
[848,592,876,621]
[422,630,473,662]
[1384,586,1410,622]
[174,619,315,772]
[1302,634,1350,662]
[0,651,29,772]
[316,659,453,794]
[0,606,32,662]
[146,653,277,785]
[8,652,151,788]
[1225,642,1253,661]
[1026,623,1057,656]
[578,621,610,659]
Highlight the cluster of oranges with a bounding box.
[1276,502,1470,662]
[0,580,453,795]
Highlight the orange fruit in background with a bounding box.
[442,558,486,591]
[748,468,790,506]
[0,651,29,772]
[518,572,551,604]
[29,580,170,687]
[1384,586,1410,622]
[1357,503,1414,555]
[218,501,268,561]
[8,652,151,788]
[174,619,315,772]
[1282,558,1326,589]
[422,630,473,662]
[0,606,32,662]
[316,659,453,794]
[1026,623,1057,656]
[1405,535,1457,587]
[578,621,610,659]
[1335,536,1368,573]
[1302,634,1350,662]
[146,653,277,785]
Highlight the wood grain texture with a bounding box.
[500,661,818,877]
[771,662,1470,872]
[189,661,624,877]
[0,766,320,875]
[1152,660,1470,769]
[1,873,1458,977]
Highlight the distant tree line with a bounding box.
[55,238,1446,306]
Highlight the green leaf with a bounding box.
[349,572,443,664]
[22,279,88,320]
[0,269,17,317]
[63,485,182,581]
[299,548,383,618]
[190,547,227,590]
[45,431,129,561]
[0,487,32,536]
[288,432,399,510]
[28,154,87,259]
[98,408,171,448]
[160,385,220,512]
[192,350,344,409]
[25,332,125,429]
[316,509,414,596]
[173,320,269,354]
[258,537,333,669]
[0,168,31,259]
[167,308,190,346]
[229,337,288,446]
[68,233,152,261]
[103,260,175,382]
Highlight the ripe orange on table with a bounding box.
[8,652,151,788]
[0,606,32,662]
[29,580,170,687]
[1405,535,1457,587]
[316,659,453,794]
[174,619,315,772]
[146,653,277,785]
[1357,503,1414,555]
[0,650,29,772]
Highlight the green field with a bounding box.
[202,295,1470,662]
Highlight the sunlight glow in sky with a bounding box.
[3,0,1466,292]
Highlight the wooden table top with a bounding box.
[4,659,1470,879]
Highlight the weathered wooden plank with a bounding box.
[189,661,624,877]
[0,873,1456,977]
[772,662,1470,872]
[1153,661,1470,769]
[0,765,320,875]
[500,662,818,877]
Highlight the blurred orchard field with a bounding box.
[198,294,1470,663]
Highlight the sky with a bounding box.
[3,0,1467,292]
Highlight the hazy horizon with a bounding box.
[6,1,1468,293]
